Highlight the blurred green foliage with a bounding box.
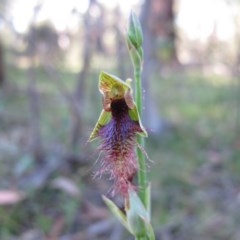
[0,64,240,239]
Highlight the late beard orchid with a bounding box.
[89,72,147,197]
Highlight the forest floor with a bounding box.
[0,65,240,240]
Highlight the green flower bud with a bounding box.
[127,38,142,69]
[127,11,143,49]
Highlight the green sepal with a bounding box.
[102,195,133,234]
[99,71,131,97]
[89,71,147,140]
[88,110,111,141]
[128,105,148,137]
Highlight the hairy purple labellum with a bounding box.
[97,98,143,196]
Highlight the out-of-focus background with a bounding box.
[0,0,240,239]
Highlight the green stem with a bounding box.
[134,67,142,116]
[134,67,148,208]
[135,237,148,240]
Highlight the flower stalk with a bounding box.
[127,11,148,210]
[89,11,155,240]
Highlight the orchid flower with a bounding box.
[89,71,147,196]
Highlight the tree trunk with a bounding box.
[71,0,104,149]
[140,0,177,134]
[27,4,44,163]
[141,0,177,65]
[0,40,4,86]
[27,65,44,163]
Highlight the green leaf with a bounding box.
[102,195,133,234]
[127,190,155,239]
[129,190,149,222]
[127,190,148,237]
[88,110,111,141]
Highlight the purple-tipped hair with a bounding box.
[97,98,143,196]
